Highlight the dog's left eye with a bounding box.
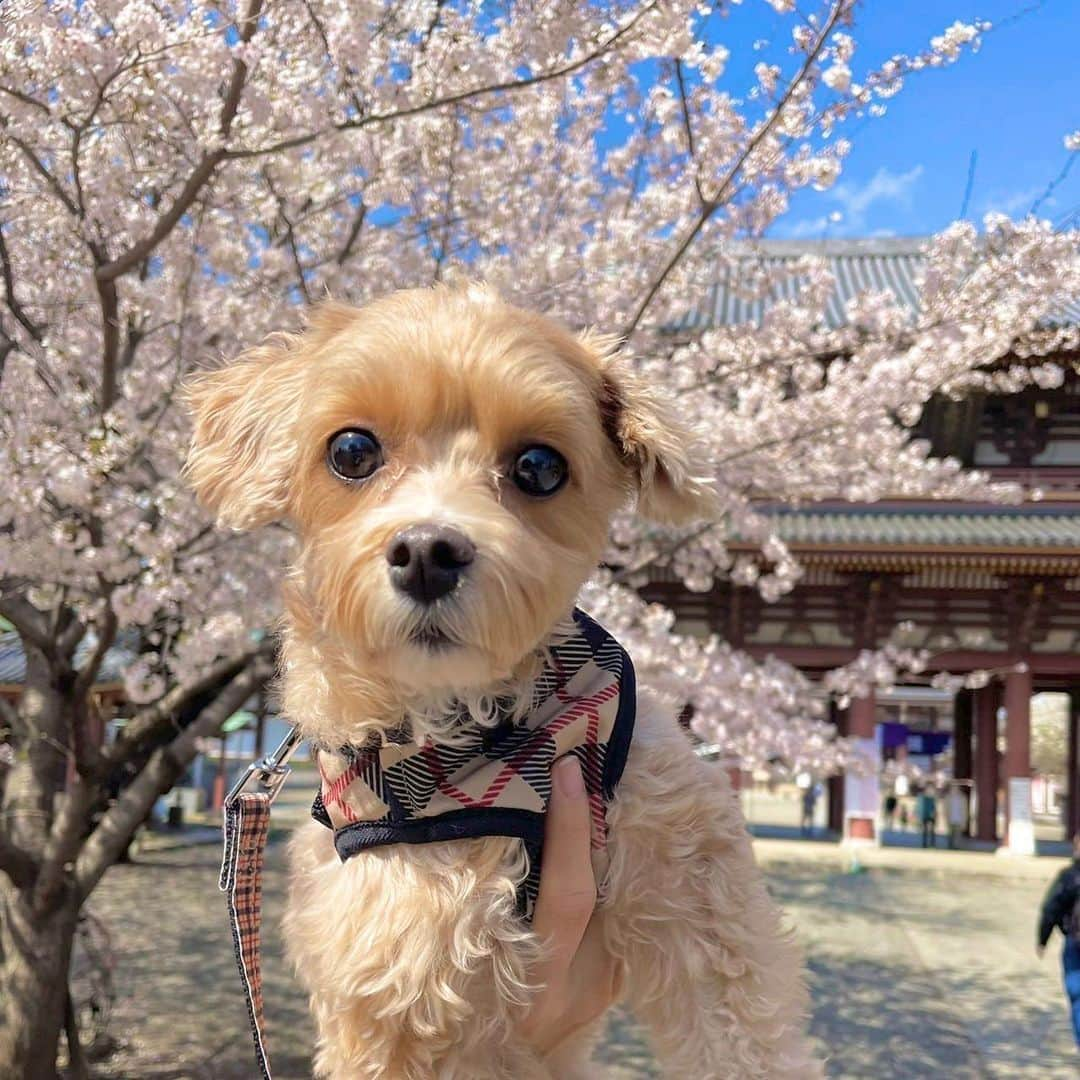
[510,445,568,497]
[327,428,383,482]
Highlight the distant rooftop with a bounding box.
[671,235,1080,334]
[745,504,1080,551]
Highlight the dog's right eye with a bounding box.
[327,429,383,482]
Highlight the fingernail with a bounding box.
[555,757,586,798]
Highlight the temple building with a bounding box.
[651,237,1080,854]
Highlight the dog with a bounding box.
[187,285,820,1079]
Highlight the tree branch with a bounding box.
[0,225,43,342]
[611,519,718,585]
[223,1,660,162]
[336,201,367,267]
[0,590,53,654]
[94,260,121,411]
[0,693,16,733]
[0,826,37,890]
[72,607,118,702]
[674,59,706,204]
[93,0,265,284]
[0,85,53,116]
[622,1,847,337]
[3,133,80,215]
[102,645,269,768]
[264,171,312,302]
[74,654,274,900]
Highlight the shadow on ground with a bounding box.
[86,843,1076,1078]
[768,860,1077,1078]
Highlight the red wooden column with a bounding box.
[973,685,999,843]
[827,701,846,834]
[843,691,879,844]
[1003,665,1034,854]
[953,689,974,836]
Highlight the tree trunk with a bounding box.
[0,876,80,1080]
[0,642,270,1077]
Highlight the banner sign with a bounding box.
[879,723,950,757]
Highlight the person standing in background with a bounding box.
[917,787,938,848]
[1038,835,1080,1049]
[883,792,899,831]
[800,781,819,837]
[946,784,967,849]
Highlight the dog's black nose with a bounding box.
[386,524,475,604]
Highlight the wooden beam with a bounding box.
[739,643,1080,676]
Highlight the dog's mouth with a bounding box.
[409,624,458,651]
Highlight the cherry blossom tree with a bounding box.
[2,0,1079,1072]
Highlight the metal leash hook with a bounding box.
[225,724,305,808]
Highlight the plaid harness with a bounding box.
[220,608,634,1078]
[312,608,636,918]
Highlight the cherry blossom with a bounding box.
[0,3,1076,1068]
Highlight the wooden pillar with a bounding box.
[954,688,974,836]
[843,691,879,844]
[827,700,846,834]
[255,709,267,759]
[212,732,228,811]
[849,693,877,740]
[974,685,998,843]
[1004,665,1034,854]
[1068,690,1080,842]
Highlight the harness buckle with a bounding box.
[225,725,305,808]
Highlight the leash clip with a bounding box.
[225,725,304,808]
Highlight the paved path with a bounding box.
[87,834,1077,1078]
[757,845,1076,1079]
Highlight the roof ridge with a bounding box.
[718,236,933,258]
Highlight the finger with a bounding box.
[532,756,597,981]
[525,917,623,1055]
[566,916,624,1021]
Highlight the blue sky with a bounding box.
[734,0,1080,240]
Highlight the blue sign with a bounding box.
[906,731,951,757]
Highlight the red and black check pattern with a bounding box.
[220,792,273,1079]
[312,608,636,918]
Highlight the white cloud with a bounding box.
[831,164,924,224]
[780,165,923,239]
[784,214,833,239]
[977,186,1055,217]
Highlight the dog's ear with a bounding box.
[585,334,717,525]
[184,334,307,530]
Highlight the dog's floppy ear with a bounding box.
[585,334,717,525]
[185,334,307,530]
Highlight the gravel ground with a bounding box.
[83,831,1077,1079]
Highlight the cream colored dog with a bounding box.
[187,285,819,1079]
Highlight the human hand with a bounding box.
[518,756,623,1055]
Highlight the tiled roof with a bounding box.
[670,236,1080,333]
[0,631,134,686]
[744,505,1080,550]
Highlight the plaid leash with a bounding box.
[219,727,304,1080]
[220,792,273,1079]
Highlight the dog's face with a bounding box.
[187,286,713,700]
